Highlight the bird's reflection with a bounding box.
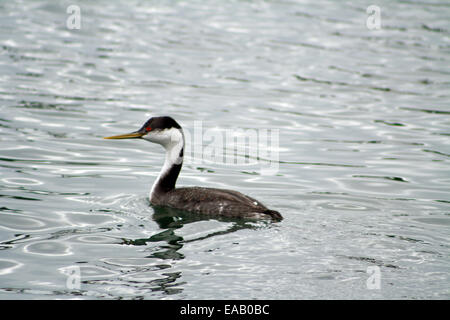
[118,206,272,295]
[121,205,269,254]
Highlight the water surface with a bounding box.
[0,0,449,299]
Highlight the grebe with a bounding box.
[104,116,282,221]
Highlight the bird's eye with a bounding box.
[146,126,152,132]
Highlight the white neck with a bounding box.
[149,128,184,202]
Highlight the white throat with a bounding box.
[148,128,184,201]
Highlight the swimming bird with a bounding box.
[104,116,282,220]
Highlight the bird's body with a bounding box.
[153,186,281,219]
[104,116,282,221]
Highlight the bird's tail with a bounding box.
[263,209,283,221]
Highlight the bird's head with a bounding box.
[103,116,183,148]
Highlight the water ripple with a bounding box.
[0,0,449,300]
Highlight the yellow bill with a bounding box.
[103,132,145,139]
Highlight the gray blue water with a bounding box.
[0,0,449,299]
